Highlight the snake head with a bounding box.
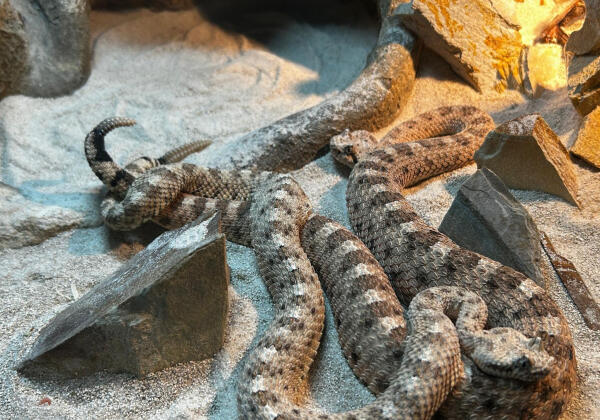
[330,129,378,168]
[469,328,554,382]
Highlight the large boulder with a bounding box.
[0,0,90,99]
[402,0,579,93]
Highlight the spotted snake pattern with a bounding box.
[84,106,576,419]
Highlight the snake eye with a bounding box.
[518,357,531,369]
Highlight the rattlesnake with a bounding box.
[331,106,577,418]
[84,107,575,419]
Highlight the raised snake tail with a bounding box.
[84,117,137,196]
[158,139,212,164]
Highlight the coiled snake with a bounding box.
[84,106,576,419]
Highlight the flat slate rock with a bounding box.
[440,168,545,286]
[571,105,600,168]
[474,113,581,207]
[19,211,229,377]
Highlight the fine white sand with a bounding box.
[0,3,598,419]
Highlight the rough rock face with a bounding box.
[19,212,229,377]
[0,182,91,250]
[489,0,580,44]
[402,0,523,93]
[402,0,577,93]
[570,105,600,168]
[0,0,90,99]
[474,114,580,207]
[568,54,600,116]
[439,168,545,286]
[566,0,600,55]
[0,1,27,98]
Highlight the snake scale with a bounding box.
[84,106,576,419]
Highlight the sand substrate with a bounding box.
[0,2,598,419]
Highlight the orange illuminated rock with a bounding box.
[568,54,600,116]
[571,106,600,168]
[566,0,600,55]
[402,0,522,92]
[526,43,567,95]
[402,0,578,92]
[474,114,581,207]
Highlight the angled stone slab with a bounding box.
[19,211,229,377]
[568,54,600,116]
[440,168,545,287]
[570,105,600,168]
[474,114,581,207]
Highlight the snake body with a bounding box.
[84,107,576,419]
[333,106,577,419]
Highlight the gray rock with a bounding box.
[19,211,229,377]
[0,0,90,99]
[474,113,580,207]
[568,54,600,116]
[0,1,27,98]
[0,182,92,250]
[541,231,600,331]
[439,168,545,287]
